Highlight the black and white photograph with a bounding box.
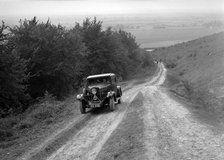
[0,0,224,159]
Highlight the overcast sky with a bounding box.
[0,0,223,16]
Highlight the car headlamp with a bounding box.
[91,88,97,95]
[107,91,114,97]
[76,94,83,100]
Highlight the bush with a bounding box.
[0,22,29,117]
[0,17,155,116]
[11,17,87,99]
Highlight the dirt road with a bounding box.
[20,63,224,160]
[44,65,164,160]
[97,63,224,160]
[142,70,224,160]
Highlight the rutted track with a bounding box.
[46,65,164,160]
[22,62,224,160]
[95,63,166,160]
[39,62,224,160]
[95,62,224,160]
[18,64,163,160]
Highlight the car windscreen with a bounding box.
[87,76,111,85]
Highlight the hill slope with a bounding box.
[152,32,224,98]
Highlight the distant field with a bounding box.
[1,13,224,48]
[101,13,224,48]
[129,27,224,48]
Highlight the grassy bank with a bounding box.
[152,32,224,120]
[163,70,224,123]
[0,94,81,160]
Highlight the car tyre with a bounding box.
[79,101,86,114]
[119,88,122,96]
[118,97,121,104]
[109,97,115,111]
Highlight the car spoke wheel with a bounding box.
[79,101,86,114]
[109,98,115,111]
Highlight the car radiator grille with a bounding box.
[86,88,102,101]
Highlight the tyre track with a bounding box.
[45,64,164,160]
[143,63,224,160]
[18,63,163,160]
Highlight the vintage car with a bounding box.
[76,73,122,114]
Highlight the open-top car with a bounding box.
[76,73,122,114]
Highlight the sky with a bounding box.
[0,0,223,16]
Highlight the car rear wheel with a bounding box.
[79,101,86,114]
[109,97,115,111]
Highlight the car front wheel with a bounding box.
[109,97,115,111]
[118,97,121,104]
[79,101,86,114]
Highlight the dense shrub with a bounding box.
[0,22,29,117]
[0,17,155,116]
[10,17,87,98]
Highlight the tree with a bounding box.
[11,17,87,98]
[75,17,154,78]
[0,17,155,116]
[117,30,140,62]
[0,22,29,116]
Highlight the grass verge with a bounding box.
[163,71,224,125]
[0,94,81,160]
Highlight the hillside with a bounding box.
[152,32,224,98]
[1,31,224,160]
[150,32,224,129]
